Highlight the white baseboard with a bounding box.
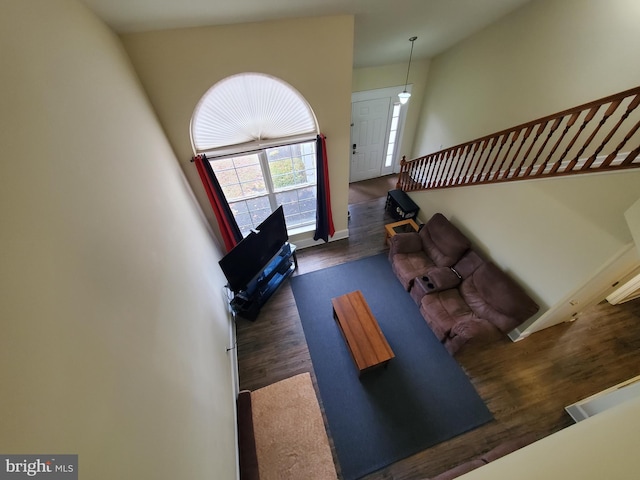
[292,228,349,250]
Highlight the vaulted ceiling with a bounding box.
[81,0,532,68]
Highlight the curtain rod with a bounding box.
[190,135,325,162]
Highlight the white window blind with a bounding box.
[191,72,319,156]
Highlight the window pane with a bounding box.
[229,200,253,236]
[385,107,401,168]
[301,142,314,155]
[233,154,260,168]
[386,142,395,157]
[213,163,240,188]
[230,196,273,237]
[223,183,244,199]
[246,196,271,225]
[238,159,264,196]
[276,190,298,204]
[266,142,316,191]
[213,158,236,184]
[211,153,267,201]
[212,142,317,237]
[276,185,316,228]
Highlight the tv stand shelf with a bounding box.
[230,243,297,321]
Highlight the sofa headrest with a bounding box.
[464,262,539,331]
[419,213,471,267]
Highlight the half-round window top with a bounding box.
[190,72,319,156]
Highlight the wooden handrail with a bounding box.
[397,86,640,191]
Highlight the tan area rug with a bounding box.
[251,372,337,480]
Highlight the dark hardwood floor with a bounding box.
[236,184,640,480]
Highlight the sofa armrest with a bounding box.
[444,318,502,355]
[389,232,423,256]
[420,267,461,293]
[410,270,459,305]
[450,317,502,341]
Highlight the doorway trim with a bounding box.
[512,242,640,340]
[351,85,412,179]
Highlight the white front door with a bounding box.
[350,97,391,182]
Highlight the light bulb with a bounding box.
[398,91,411,104]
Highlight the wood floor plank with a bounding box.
[236,181,640,480]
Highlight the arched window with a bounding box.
[191,73,320,236]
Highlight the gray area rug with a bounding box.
[291,253,493,480]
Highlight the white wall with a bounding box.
[410,0,640,331]
[0,1,237,478]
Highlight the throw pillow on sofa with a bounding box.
[420,213,471,267]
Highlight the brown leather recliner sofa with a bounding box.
[388,213,539,355]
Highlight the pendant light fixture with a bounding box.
[398,36,417,105]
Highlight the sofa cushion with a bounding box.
[419,213,471,267]
[460,263,539,333]
[420,288,473,341]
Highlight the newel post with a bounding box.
[396,156,407,190]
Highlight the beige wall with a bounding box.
[626,197,640,256]
[409,0,640,331]
[415,0,640,155]
[353,59,430,162]
[463,395,640,480]
[120,16,354,242]
[0,1,237,478]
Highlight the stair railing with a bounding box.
[397,86,640,191]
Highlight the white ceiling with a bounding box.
[81,0,532,68]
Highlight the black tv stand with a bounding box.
[229,243,297,321]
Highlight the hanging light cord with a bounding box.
[403,36,418,89]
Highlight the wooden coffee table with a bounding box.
[331,290,395,376]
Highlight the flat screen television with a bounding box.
[219,206,289,292]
